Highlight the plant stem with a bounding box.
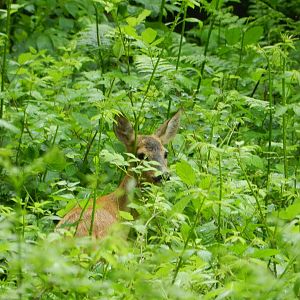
[90,118,103,236]
[234,30,244,89]
[217,154,223,239]
[237,152,272,240]
[266,57,273,191]
[172,196,206,284]
[93,3,104,73]
[0,0,12,119]
[83,130,98,165]
[281,52,287,180]
[159,0,166,23]
[176,3,187,71]
[196,0,220,94]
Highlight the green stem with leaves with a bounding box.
[266,56,273,192]
[176,2,187,71]
[217,154,223,239]
[1,0,12,119]
[281,51,288,180]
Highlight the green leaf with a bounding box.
[126,17,137,27]
[0,119,20,133]
[119,210,134,221]
[292,104,300,116]
[141,28,157,44]
[225,27,241,45]
[136,9,151,24]
[18,52,33,64]
[36,34,53,50]
[123,25,139,39]
[275,105,288,117]
[243,26,263,45]
[176,160,196,186]
[251,248,280,258]
[44,148,66,172]
[113,39,125,58]
[171,196,191,214]
[277,199,300,220]
[294,277,300,298]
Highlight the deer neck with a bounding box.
[113,174,136,211]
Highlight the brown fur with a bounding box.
[56,110,181,238]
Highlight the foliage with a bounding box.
[0,0,299,299]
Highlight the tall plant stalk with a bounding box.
[281,51,288,180]
[266,56,273,192]
[195,0,220,94]
[176,2,187,71]
[0,0,12,119]
[93,3,104,74]
[159,0,166,23]
[217,154,223,239]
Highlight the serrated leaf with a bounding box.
[244,26,263,45]
[176,160,196,186]
[141,28,157,44]
[18,52,33,64]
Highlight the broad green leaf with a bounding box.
[225,27,241,45]
[100,149,129,167]
[18,52,33,64]
[0,119,20,133]
[294,277,300,298]
[176,160,196,186]
[293,104,300,116]
[36,34,52,50]
[72,112,91,129]
[275,105,288,117]
[243,26,263,45]
[136,9,151,24]
[277,200,300,220]
[44,148,66,172]
[171,196,191,214]
[113,39,125,58]
[126,17,137,27]
[141,28,157,44]
[119,210,134,221]
[123,25,139,39]
[251,248,280,258]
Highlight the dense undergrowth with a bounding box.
[0,0,299,299]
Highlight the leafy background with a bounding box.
[0,0,299,299]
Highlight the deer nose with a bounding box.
[154,173,170,183]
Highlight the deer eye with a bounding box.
[137,153,146,160]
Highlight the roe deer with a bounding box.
[56,110,181,238]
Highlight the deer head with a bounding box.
[114,110,181,183]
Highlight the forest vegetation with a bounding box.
[0,0,299,299]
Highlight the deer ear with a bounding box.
[155,109,181,144]
[114,115,135,151]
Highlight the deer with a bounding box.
[56,110,181,238]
